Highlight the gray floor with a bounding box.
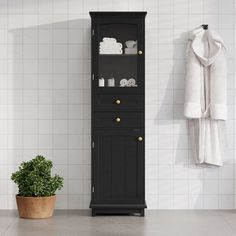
[1,210,236,236]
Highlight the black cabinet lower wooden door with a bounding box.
[92,129,144,204]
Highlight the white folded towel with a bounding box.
[99,45,122,49]
[99,37,123,54]
[103,37,116,43]
[100,43,122,49]
[99,49,122,54]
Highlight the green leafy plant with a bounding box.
[11,155,64,197]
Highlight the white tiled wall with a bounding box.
[0,0,235,209]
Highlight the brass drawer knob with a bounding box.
[115,117,121,123]
[138,136,143,141]
[138,50,143,55]
[115,99,121,105]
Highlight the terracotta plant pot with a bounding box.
[16,195,56,219]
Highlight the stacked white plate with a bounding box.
[120,78,137,87]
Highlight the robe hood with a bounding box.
[188,26,226,67]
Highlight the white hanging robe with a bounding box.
[184,27,227,166]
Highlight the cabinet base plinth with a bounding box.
[90,202,146,217]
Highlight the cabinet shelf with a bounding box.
[99,54,137,56]
[94,87,143,95]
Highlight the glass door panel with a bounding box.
[97,23,138,88]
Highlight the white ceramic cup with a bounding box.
[125,40,137,48]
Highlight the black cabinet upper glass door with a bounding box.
[93,18,144,90]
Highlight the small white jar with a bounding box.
[99,77,105,87]
[108,76,115,87]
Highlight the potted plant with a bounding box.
[11,155,64,219]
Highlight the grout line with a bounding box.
[232,0,235,209]
[217,0,220,210]
[187,0,190,210]
[67,0,69,210]
[52,0,54,164]
[171,0,174,209]
[202,0,205,210]
[82,10,86,209]
[0,12,233,16]
[156,0,160,209]
[21,0,24,164]
[37,0,39,155]
[6,0,9,211]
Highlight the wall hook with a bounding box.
[202,24,208,30]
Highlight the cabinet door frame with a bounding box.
[91,129,145,204]
[91,17,144,93]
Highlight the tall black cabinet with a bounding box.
[89,12,147,216]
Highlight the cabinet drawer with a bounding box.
[94,112,143,128]
[94,95,143,110]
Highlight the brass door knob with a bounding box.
[138,136,143,141]
[115,117,121,123]
[115,99,121,105]
[138,50,143,55]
